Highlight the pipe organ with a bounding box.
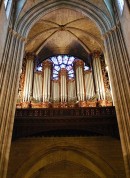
[92,53,105,100]
[60,69,67,103]
[33,72,42,102]
[23,54,34,102]
[74,60,85,101]
[84,71,95,100]
[17,54,113,108]
[42,60,52,102]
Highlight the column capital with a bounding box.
[8,27,27,41]
[102,22,120,39]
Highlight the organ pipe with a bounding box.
[51,80,60,102]
[60,69,67,102]
[18,55,112,108]
[68,79,76,102]
[74,60,85,101]
[23,54,34,102]
[92,53,105,100]
[33,72,42,101]
[42,60,52,102]
[84,71,95,100]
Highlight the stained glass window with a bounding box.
[4,0,9,8]
[36,55,90,79]
[50,55,76,79]
[117,0,124,15]
[4,0,12,18]
[36,63,42,71]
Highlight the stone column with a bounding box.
[0,28,25,178]
[104,25,130,178]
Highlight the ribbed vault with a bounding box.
[15,0,114,61]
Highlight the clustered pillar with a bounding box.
[0,28,25,178]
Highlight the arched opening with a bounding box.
[14,145,117,178]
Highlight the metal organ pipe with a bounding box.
[42,60,52,102]
[33,72,42,102]
[75,60,85,101]
[93,53,105,100]
[60,69,67,102]
[68,79,76,102]
[23,55,34,102]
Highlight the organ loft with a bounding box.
[17,52,113,109]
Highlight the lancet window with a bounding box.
[116,0,124,14]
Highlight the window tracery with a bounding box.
[36,55,90,80]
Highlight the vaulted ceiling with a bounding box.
[17,0,113,61]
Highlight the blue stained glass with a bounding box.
[117,0,124,14]
[37,66,42,71]
[63,55,68,64]
[53,70,58,74]
[49,55,87,79]
[60,64,66,68]
[54,66,60,71]
[53,74,58,78]
[57,55,62,64]
[4,0,8,8]
[36,63,42,71]
[68,57,74,64]
[68,70,74,74]
[51,57,58,64]
[69,74,74,78]
[84,66,89,71]
[54,77,59,80]
[66,66,72,71]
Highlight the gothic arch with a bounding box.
[15,145,117,178]
[15,0,113,37]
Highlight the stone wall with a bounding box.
[7,137,126,178]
